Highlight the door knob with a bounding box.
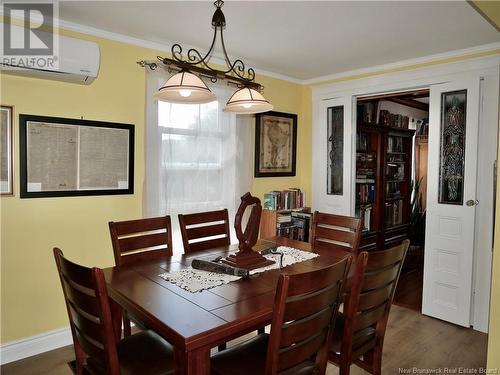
[466,199,479,207]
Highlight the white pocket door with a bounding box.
[312,96,354,215]
[422,78,480,327]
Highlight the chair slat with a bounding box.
[112,216,169,236]
[73,327,106,363]
[278,329,328,372]
[68,303,103,345]
[280,307,332,348]
[185,236,230,253]
[284,283,341,322]
[58,255,94,289]
[314,226,355,245]
[62,277,100,317]
[118,232,170,253]
[362,264,400,291]
[186,223,228,241]
[121,248,171,264]
[365,245,407,271]
[313,241,353,255]
[180,209,229,226]
[358,283,392,312]
[354,303,386,332]
[287,262,348,296]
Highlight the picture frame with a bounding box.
[255,111,297,177]
[1,105,14,195]
[19,114,134,198]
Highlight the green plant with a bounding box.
[410,177,426,246]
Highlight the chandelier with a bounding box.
[138,0,273,114]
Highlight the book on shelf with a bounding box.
[263,188,305,211]
[385,200,403,227]
[276,210,312,242]
[355,204,372,232]
[356,184,375,204]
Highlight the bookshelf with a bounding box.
[260,208,313,243]
[356,102,415,251]
[260,188,312,242]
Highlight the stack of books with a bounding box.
[356,168,375,183]
[263,188,305,211]
[276,211,312,242]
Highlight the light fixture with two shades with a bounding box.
[138,0,273,115]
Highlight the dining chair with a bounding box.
[109,216,173,266]
[211,256,352,375]
[328,239,410,375]
[311,211,363,255]
[108,215,173,336]
[178,209,231,254]
[53,248,174,375]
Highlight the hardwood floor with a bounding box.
[393,268,423,311]
[393,245,424,312]
[1,305,487,375]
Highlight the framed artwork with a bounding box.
[1,105,14,195]
[255,111,297,177]
[19,114,134,198]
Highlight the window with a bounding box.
[145,70,252,252]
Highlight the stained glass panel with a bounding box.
[327,106,343,195]
[439,89,467,205]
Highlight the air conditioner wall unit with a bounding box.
[1,24,100,85]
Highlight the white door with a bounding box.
[422,78,480,327]
[312,96,354,215]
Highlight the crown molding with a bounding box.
[304,42,500,85]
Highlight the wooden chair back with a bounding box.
[108,216,173,267]
[336,240,410,372]
[53,248,121,375]
[178,209,231,254]
[311,211,363,255]
[266,256,352,374]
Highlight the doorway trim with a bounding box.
[312,54,499,333]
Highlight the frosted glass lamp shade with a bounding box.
[153,71,216,104]
[223,87,273,114]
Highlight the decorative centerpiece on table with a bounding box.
[222,192,275,270]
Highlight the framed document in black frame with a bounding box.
[19,114,134,198]
[254,111,297,177]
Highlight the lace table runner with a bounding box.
[158,246,319,293]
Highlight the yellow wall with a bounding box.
[250,75,311,201]
[488,130,500,369]
[0,29,308,343]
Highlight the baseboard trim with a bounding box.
[0,327,72,365]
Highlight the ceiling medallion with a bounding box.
[138,0,273,114]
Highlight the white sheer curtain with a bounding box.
[144,68,252,253]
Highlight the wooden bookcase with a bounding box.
[259,208,312,243]
[356,123,415,252]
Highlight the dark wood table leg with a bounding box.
[175,346,211,375]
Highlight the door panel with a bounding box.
[422,79,479,326]
[312,96,354,215]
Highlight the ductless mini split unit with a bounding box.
[1,24,100,85]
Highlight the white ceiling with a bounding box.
[59,1,499,81]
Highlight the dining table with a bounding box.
[103,236,352,375]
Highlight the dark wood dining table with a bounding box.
[103,236,351,375]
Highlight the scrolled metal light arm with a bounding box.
[137,0,263,91]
